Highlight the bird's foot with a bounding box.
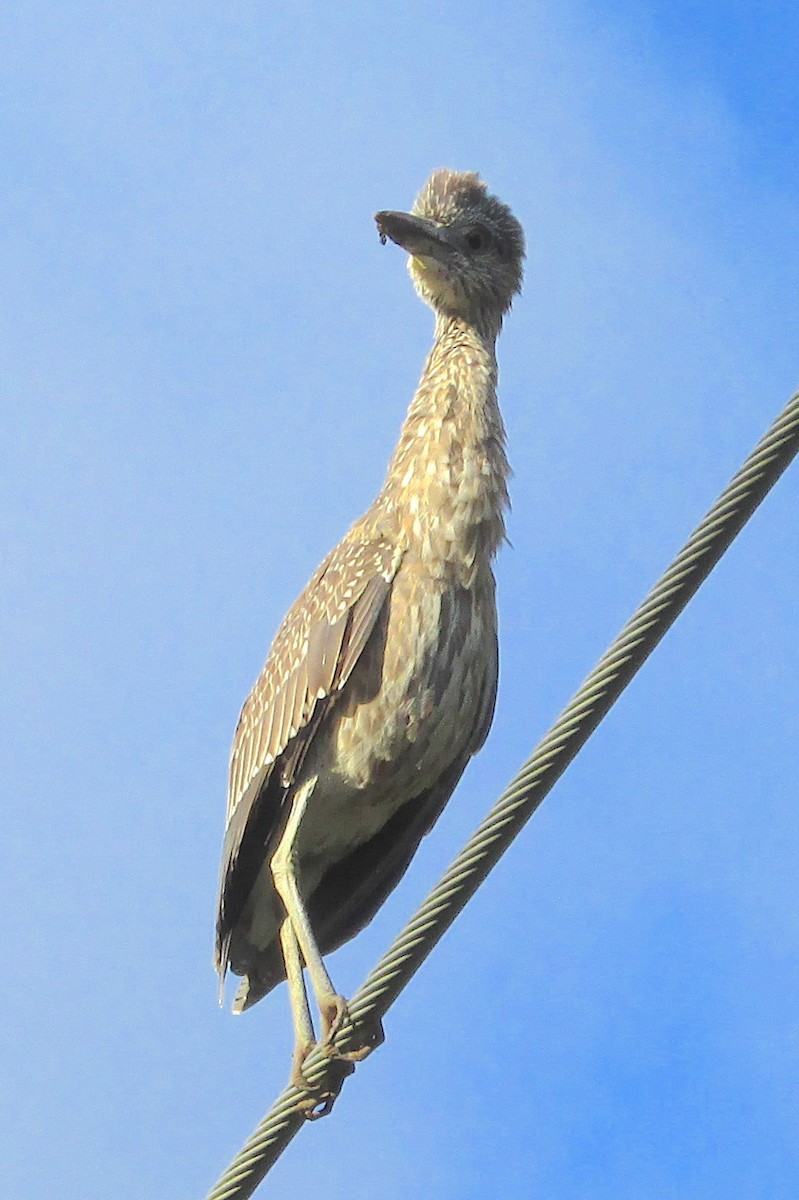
[320,993,385,1063]
[288,994,384,1120]
[290,1037,355,1121]
[337,1013,386,1063]
[289,1037,317,1092]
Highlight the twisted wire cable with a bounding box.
[205,389,799,1200]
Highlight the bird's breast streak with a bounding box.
[295,574,495,865]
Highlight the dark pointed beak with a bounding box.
[374,211,454,262]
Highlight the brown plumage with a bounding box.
[215,168,525,1099]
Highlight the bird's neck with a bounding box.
[380,314,510,579]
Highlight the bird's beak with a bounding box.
[375,211,454,263]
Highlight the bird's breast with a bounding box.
[295,561,498,866]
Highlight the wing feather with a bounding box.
[307,611,348,699]
[287,652,308,739]
[336,572,392,686]
[266,679,289,765]
[282,657,303,743]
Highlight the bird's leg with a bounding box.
[270,780,349,1046]
[279,913,355,1120]
[278,916,315,1088]
[271,779,382,1078]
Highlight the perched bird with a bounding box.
[215,168,525,1101]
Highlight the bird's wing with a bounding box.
[215,534,402,976]
[226,536,401,823]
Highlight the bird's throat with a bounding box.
[381,316,510,579]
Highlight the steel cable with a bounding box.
[205,389,799,1200]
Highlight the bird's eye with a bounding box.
[465,227,490,252]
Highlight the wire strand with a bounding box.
[205,389,799,1200]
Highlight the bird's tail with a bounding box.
[232,972,272,1013]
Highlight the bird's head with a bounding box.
[375,169,525,326]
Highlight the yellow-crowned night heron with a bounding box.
[215,168,525,1103]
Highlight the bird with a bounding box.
[214,168,525,1108]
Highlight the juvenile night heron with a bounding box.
[215,168,525,1105]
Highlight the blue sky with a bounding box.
[3,3,798,1197]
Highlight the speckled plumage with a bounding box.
[214,169,525,1084]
